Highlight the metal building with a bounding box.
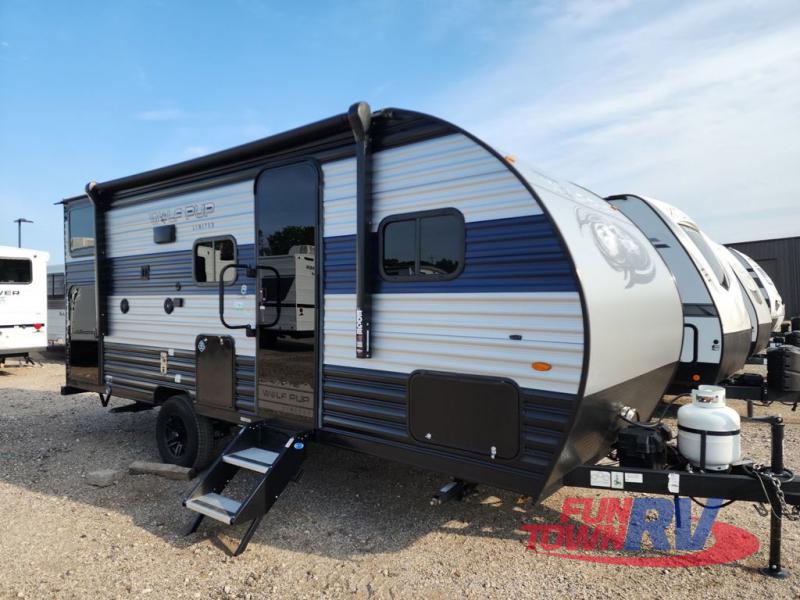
[727,235,800,321]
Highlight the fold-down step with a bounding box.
[183,424,306,555]
[223,447,279,473]
[185,492,241,525]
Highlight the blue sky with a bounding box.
[1,0,798,262]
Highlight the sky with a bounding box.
[1,0,798,263]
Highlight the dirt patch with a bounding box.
[1,353,799,599]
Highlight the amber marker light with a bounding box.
[504,155,516,163]
[692,374,701,382]
[532,362,552,372]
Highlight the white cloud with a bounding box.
[437,0,800,243]
[135,108,190,121]
[183,145,210,158]
[554,0,634,30]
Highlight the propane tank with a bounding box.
[677,385,741,471]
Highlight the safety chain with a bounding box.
[749,464,800,521]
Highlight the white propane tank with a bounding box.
[677,385,741,471]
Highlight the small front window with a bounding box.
[193,237,237,284]
[380,209,465,280]
[69,205,95,256]
[48,273,66,297]
[0,258,32,284]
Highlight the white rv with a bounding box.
[259,245,316,338]
[47,263,66,345]
[0,246,49,361]
[606,195,751,391]
[715,245,771,356]
[729,248,786,332]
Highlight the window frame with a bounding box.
[0,257,33,285]
[192,235,239,286]
[378,207,466,282]
[48,273,66,298]
[68,204,96,258]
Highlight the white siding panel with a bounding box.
[324,292,583,394]
[106,181,255,258]
[321,158,357,238]
[106,294,256,355]
[321,134,541,238]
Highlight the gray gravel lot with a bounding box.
[1,352,799,599]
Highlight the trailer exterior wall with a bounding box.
[727,236,800,320]
[60,106,683,504]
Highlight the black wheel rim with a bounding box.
[164,415,188,458]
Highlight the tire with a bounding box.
[156,395,216,469]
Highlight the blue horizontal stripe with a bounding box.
[106,245,256,296]
[324,214,577,294]
[65,259,94,288]
[81,214,576,297]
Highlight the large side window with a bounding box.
[380,209,465,280]
[69,205,95,256]
[193,237,237,284]
[0,258,32,284]
[680,225,728,289]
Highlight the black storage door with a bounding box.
[408,371,520,459]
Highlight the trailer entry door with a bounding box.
[254,162,320,430]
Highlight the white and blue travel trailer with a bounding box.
[61,103,684,552]
[606,195,751,391]
[729,248,786,332]
[47,263,66,345]
[0,246,49,361]
[714,244,771,356]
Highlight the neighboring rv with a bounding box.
[715,245,771,356]
[729,248,786,332]
[606,195,751,391]
[0,246,49,360]
[47,264,66,345]
[259,245,316,338]
[61,103,683,518]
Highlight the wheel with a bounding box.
[156,395,216,469]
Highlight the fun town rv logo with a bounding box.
[522,496,759,567]
[576,208,656,288]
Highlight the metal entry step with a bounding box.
[183,423,306,555]
[223,447,280,473]
[185,492,242,525]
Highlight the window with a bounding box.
[380,209,465,280]
[48,273,66,298]
[0,258,32,284]
[193,237,237,284]
[680,225,728,289]
[69,205,95,256]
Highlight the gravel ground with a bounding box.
[1,352,799,599]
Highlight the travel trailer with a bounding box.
[606,195,751,391]
[715,245,771,357]
[729,248,786,332]
[47,264,66,345]
[0,246,49,362]
[60,103,684,543]
[57,104,800,572]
